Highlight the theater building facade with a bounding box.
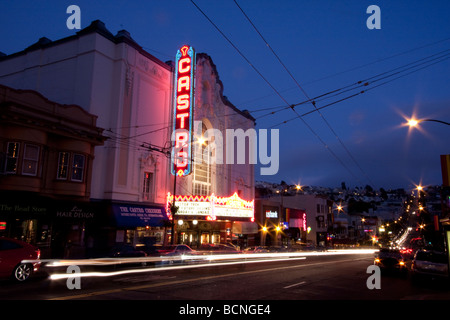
[168,51,257,248]
[0,20,257,252]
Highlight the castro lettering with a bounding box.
[172,45,196,177]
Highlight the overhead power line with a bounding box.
[233,0,375,187]
[238,36,450,106]
[267,49,450,127]
[190,0,364,185]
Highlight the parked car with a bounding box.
[138,244,163,257]
[411,249,448,280]
[243,246,270,254]
[157,244,201,265]
[0,237,41,282]
[108,244,147,257]
[157,244,197,256]
[199,244,240,254]
[374,248,409,275]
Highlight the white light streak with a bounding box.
[45,248,377,281]
[49,257,307,280]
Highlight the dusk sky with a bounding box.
[1,0,449,190]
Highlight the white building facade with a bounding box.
[0,20,256,251]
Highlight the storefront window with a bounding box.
[7,219,38,244]
[125,229,135,244]
[201,232,210,244]
[124,227,164,246]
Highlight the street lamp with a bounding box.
[335,203,344,214]
[406,117,450,128]
[261,226,268,246]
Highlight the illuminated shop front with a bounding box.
[255,199,307,247]
[110,203,169,247]
[166,192,256,248]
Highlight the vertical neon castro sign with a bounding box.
[171,45,196,177]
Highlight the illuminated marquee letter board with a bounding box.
[172,45,196,176]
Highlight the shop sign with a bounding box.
[177,201,210,216]
[303,212,307,231]
[56,206,94,219]
[0,221,6,230]
[171,45,196,177]
[112,204,168,228]
[265,210,278,218]
[0,203,47,214]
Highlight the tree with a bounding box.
[379,188,388,200]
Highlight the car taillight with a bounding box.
[36,249,41,259]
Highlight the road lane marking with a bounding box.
[283,281,307,289]
[49,256,371,300]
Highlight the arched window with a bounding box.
[193,122,211,196]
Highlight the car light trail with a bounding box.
[43,248,377,281]
[24,248,378,267]
[49,257,308,280]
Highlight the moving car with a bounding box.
[411,249,448,280]
[374,248,409,274]
[0,237,41,282]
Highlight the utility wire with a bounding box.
[237,36,450,108]
[233,0,373,186]
[268,50,450,127]
[190,0,363,185]
[102,39,450,171]
[253,48,450,121]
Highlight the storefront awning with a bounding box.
[111,204,168,228]
[232,221,258,235]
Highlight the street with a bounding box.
[1,251,449,301]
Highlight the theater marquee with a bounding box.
[166,192,254,220]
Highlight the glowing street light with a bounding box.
[407,118,419,127]
[406,117,450,128]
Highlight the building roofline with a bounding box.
[0,83,107,145]
[196,52,256,124]
[0,20,173,72]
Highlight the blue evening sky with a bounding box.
[1,0,449,190]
